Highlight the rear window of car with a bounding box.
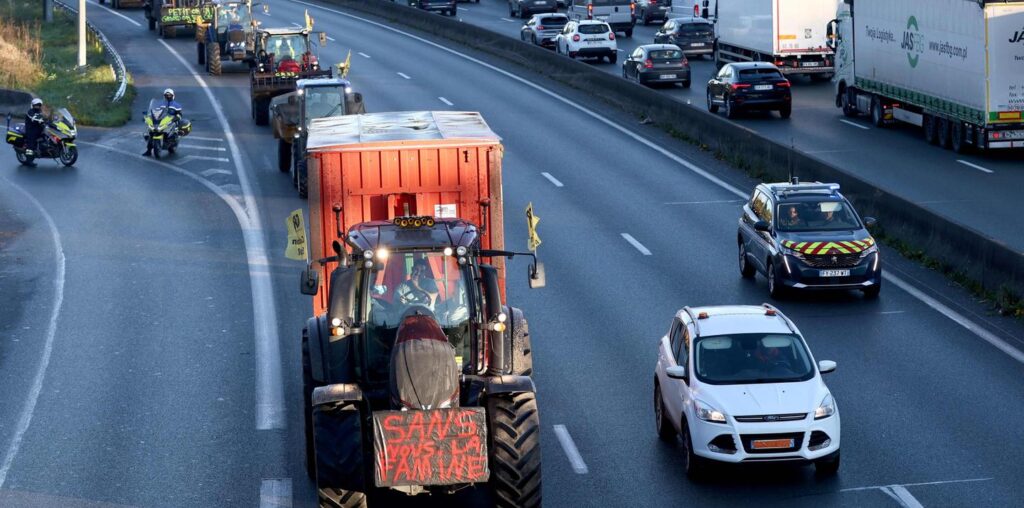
[539,16,568,26]
[649,49,683,59]
[739,68,784,79]
[680,23,712,35]
[578,23,610,34]
[589,0,625,6]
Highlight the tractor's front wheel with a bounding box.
[296,159,309,199]
[207,42,222,75]
[254,97,270,126]
[488,392,542,508]
[278,139,291,172]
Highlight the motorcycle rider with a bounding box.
[143,89,183,156]
[24,98,46,165]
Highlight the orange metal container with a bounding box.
[306,112,505,316]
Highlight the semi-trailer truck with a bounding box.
[830,0,1024,151]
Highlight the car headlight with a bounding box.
[859,245,878,259]
[694,400,727,424]
[814,394,835,420]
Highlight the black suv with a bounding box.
[654,16,713,57]
[737,181,881,298]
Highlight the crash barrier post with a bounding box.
[323,0,1024,302]
[52,0,129,102]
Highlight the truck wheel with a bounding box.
[278,139,291,172]
[255,98,270,126]
[507,307,533,376]
[840,88,857,117]
[488,393,542,508]
[207,43,222,76]
[197,42,206,66]
[937,118,951,148]
[297,159,309,199]
[923,114,938,144]
[870,95,885,127]
[951,121,968,153]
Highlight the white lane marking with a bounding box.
[552,425,588,474]
[87,0,142,26]
[541,172,564,187]
[177,155,231,164]
[259,478,293,508]
[0,178,66,491]
[886,272,1024,364]
[291,22,303,28]
[397,72,411,79]
[201,168,233,177]
[957,160,994,174]
[500,17,517,22]
[881,485,924,508]
[325,35,336,41]
[841,477,993,493]
[358,52,371,58]
[839,119,870,130]
[458,7,468,11]
[180,144,228,152]
[621,233,652,255]
[664,199,743,205]
[156,39,285,430]
[188,135,225,142]
[288,0,1024,366]
[438,96,454,106]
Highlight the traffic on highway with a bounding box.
[1,0,1023,507]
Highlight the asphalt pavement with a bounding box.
[0,0,1023,507]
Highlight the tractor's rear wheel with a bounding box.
[315,403,367,508]
[296,159,309,199]
[318,487,366,508]
[302,328,317,480]
[162,25,177,39]
[207,42,222,75]
[488,392,542,508]
[278,139,291,172]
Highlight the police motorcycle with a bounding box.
[143,99,192,159]
[5,108,78,167]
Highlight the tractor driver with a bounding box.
[395,258,439,310]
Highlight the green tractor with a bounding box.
[196,0,260,75]
[144,0,214,38]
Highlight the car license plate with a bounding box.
[754,84,773,91]
[802,61,821,67]
[690,42,705,47]
[660,74,676,79]
[751,438,794,450]
[534,1,546,4]
[820,269,851,277]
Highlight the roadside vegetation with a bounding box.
[0,0,135,126]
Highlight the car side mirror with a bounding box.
[754,220,771,232]
[863,216,877,228]
[300,268,320,295]
[528,261,545,289]
[666,365,688,382]
[818,360,836,374]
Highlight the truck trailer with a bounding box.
[714,0,838,77]
[830,0,1024,151]
[298,111,545,507]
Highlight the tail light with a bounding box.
[776,80,791,88]
[648,0,656,5]
[682,57,689,65]
[774,60,785,66]
[694,4,699,15]
[609,32,615,40]
[587,3,593,18]
[572,34,580,42]
[644,59,653,68]
[630,2,635,15]
[731,83,751,90]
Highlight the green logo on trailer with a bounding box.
[900,15,924,68]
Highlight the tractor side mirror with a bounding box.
[528,261,546,289]
[319,32,327,46]
[300,268,320,295]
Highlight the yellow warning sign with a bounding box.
[285,209,308,261]
[526,202,541,252]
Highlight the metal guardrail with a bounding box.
[52,0,129,102]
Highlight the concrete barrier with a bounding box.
[323,0,1024,301]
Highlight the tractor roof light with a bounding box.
[363,249,374,260]
[456,246,468,256]
[443,247,454,256]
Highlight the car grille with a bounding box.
[740,432,805,454]
[800,253,862,268]
[734,413,807,423]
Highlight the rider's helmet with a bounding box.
[31,98,43,109]
[163,88,175,101]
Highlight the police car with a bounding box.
[737,180,881,298]
[653,305,840,477]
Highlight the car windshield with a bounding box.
[304,85,347,122]
[579,24,609,34]
[266,34,307,60]
[649,49,683,59]
[776,200,861,232]
[694,333,815,385]
[364,251,473,381]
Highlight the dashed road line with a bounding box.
[259,478,292,508]
[839,119,870,130]
[325,35,335,41]
[201,168,233,177]
[881,485,924,508]
[552,425,588,474]
[957,159,994,174]
[541,172,564,187]
[438,96,454,106]
[621,233,651,256]
[187,135,225,142]
[180,144,228,152]
[358,52,371,58]
[177,155,231,164]
[841,477,993,493]
[500,17,516,22]
[397,72,411,79]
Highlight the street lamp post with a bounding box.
[78,0,87,68]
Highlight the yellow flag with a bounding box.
[340,50,352,78]
[526,202,541,252]
[285,209,309,261]
[304,9,314,31]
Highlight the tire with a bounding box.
[197,42,206,66]
[951,121,967,153]
[683,80,691,89]
[508,307,533,376]
[724,96,737,119]
[862,282,881,299]
[148,17,156,31]
[301,328,317,480]
[255,98,270,126]
[778,104,792,119]
[608,53,617,64]
[937,118,951,148]
[840,88,857,117]
[278,139,291,172]
[532,34,538,45]
[207,42,222,76]
[923,114,937,145]
[16,151,32,165]
[625,28,633,38]
[680,420,706,479]
[738,242,755,278]
[870,95,885,127]
[318,488,367,508]
[654,383,676,441]
[488,393,542,508]
[315,404,368,508]
[767,261,786,299]
[162,25,177,39]
[706,89,718,113]
[815,450,841,476]
[641,11,649,25]
[167,145,175,155]
[296,159,309,198]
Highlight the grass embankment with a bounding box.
[0,0,135,126]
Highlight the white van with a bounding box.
[567,0,636,37]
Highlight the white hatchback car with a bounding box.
[555,20,618,63]
[653,304,840,476]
